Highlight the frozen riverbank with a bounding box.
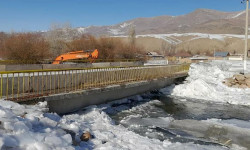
[0,98,229,150]
[161,60,250,105]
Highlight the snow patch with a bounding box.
[77,27,86,33]
[108,29,124,35]
[231,11,245,19]
[163,60,250,105]
[120,22,132,28]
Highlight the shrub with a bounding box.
[68,35,144,60]
[0,32,8,59]
[4,33,50,63]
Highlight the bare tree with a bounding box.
[161,41,167,56]
[45,22,74,58]
[129,25,136,46]
[4,33,49,63]
[167,44,176,56]
[0,32,7,59]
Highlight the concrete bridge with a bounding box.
[0,64,190,114]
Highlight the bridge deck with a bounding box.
[0,64,190,104]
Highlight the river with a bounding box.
[102,91,250,149]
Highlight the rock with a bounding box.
[232,84,240,88]
[223,78,234,86]
[238,80,246,85]
[239,84,248,89]
[223,75,250,88]
[80,131,92,142]
[246,79,250,86]
[244,73,250,78]
[224,81,232,87]
[234,74,245,81]
[231,81,236,85]
[225,78,234,82]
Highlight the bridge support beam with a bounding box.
[45,74,187,114]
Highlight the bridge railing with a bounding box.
[0,64,190,101]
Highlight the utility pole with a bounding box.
[244,0,249,74]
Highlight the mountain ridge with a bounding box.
[74,8,247,36]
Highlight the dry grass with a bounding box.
[119,37,170,54]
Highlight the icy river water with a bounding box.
[103,93,250,149]
[98,60,250,150]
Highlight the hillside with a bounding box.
[76,9,248,36]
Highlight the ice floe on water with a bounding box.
[161,60,250,105]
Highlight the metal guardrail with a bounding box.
[0,64,190,101]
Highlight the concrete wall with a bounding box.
[92,62,110,68]
[4,64,43,71]
[42,63,92,70]
[110,62,121,67]
[120,62,135,67]
[133,61,144,66]
[45,74,187,114]
[0,65,5,71]
[0,61,144,71]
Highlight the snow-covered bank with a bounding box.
[0,101,74,150]
[0,99,228,150]
[161,60,250,105]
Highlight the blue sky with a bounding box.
[0,0,247,32]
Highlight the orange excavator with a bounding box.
[52,49,99,64]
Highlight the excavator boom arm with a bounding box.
[52,49,98,64]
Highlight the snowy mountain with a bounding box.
[74,9,248,36]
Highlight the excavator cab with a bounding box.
[52,49,99,64]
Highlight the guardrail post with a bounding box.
[1,74,3,99]
[6,74,8,99]
[37,72,40,96]
[17,73,19,99]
